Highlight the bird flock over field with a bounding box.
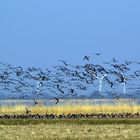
[0,54,140,104]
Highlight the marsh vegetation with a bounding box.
[0,99,139,115]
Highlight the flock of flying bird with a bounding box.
[0,53,140,107]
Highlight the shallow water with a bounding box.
[0,99,139,107]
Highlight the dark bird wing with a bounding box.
[54,97,59,104]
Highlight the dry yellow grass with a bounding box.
[0,103,140,115]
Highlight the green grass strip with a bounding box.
[0,118,140,125]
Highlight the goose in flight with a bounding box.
[54,97,59,104]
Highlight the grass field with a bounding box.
[0,99,140,140]
[0,119,140,140]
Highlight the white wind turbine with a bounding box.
[122,80,126,94]
[36,81,43,95]
[94,74,107,93]
[120,73,127,95]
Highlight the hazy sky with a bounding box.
[0,0,140,67]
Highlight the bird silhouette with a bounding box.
[112,57,118,63]
[58,60,69,66]
[57,84,64,93]
[33,99,38,105]
[70,89,74,93]
[25,108,31,114]
[94,53,101,56]
[54,97,59,104]
[83,55,90,61]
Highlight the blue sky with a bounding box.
[0,0,140,68]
